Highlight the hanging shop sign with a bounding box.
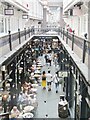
[22,15,28,19]
[58,71,68,78]
[4,9,14,15]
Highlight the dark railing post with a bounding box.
[28,27,30,37]
[59,27,60,36]
[72,31,74,51]
[2,66,5,90]
[18,28,21,44]
[75,81,77,120]
[59,27,61,36]
[80,81,88,119]
[24,28,26,40]
[66,29,68,44]
[8,30,12,51]
[61,27,63,37]
[31,28,33,35]
[63,28,65,40]
[33,28,35,34]
[61,27,62,37]
[1,65,7,113]
[31,27,35,35]
[58,27,60,35]
[82,40,86,63]
[3,100,7,113]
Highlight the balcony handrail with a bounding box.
[62,28,90,43]
[0,27,90,46]
[0,27,90,65]
[0,28,29,39]
[59,27,90,64]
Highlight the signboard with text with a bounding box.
[58,71,68,78]
[4,9,14,15]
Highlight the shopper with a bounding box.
[11,106,20,118]
[44,54,49,64]
[53,71,59,93]
[53,53,58,66]
[48,53,52,66]
[41,71,46,89]
[9,95,17,110]
[46,71,52,91]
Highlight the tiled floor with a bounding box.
[34,55,65,118]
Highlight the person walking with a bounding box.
[53,53,58,67]
[48,53,52,66]
[41,71,46,89]
[53,71,59,93]
[46,71,52,91]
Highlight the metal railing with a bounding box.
[0,27,90,67]
[0,27,59,57]
[59,27,90,66]
[0,28,33,57]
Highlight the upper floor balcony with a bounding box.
[1,0,29,13]
[63,0,88,12]
[1,0,43,21]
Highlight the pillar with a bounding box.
[88,1,90,70]
[20,53,25,84]
[2,70,5,90]
[60,7,65,27]
[80,80,88,119]
[17,56,19,85]
[10,60,16,103]
[88,1,90,42]
[75,81,77,120]
[68,68,74,108]
[42,7,47,29]
[10,61,16,84]
[66,76,69,101]
[65,54,69,100]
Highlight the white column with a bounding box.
[60,7,62,24]
[60,7,65,27]
[42,7,47,29]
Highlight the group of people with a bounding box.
[9,81,38,119]
[41,70,60,93]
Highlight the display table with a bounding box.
[36,67,41,70]
[18,112,34,118]
[36,64,42,67]
[32,84,38,88]
[34,69,41,74]
[30,88,37,93]
[34,74,41,78]
[22,113,34,118]
[24,105,34,112]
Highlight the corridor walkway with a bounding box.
[34,55,65,118]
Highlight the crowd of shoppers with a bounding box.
[41,47,61,93]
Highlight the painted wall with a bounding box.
[28,0,43,20]
[63,0,88,37]
[0,3,27,33]
[0,0,43,34]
